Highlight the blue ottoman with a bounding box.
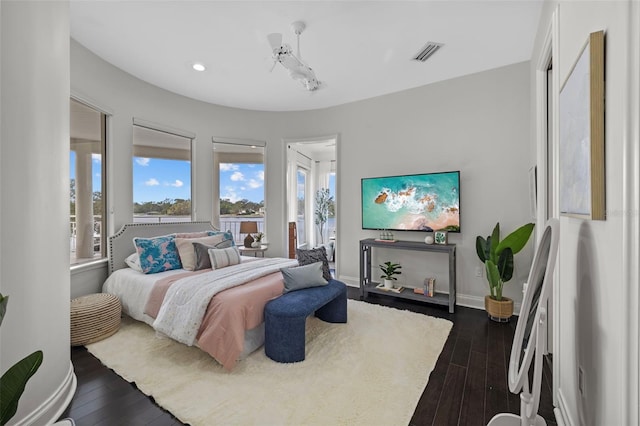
[264,279,347,363]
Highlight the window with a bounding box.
[296,166,309,247]
[70,99,107,265]
[132,125,192,223]
[213,140,265,244]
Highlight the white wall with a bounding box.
[0,2,76,424]
[530,1,640,425]
[71,40,533,309]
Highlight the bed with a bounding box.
[102,221,298,370]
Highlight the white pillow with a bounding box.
[125,252,143,273]
[175,234,228,271]
[208,246,241,270]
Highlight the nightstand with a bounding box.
[239,245,268,257]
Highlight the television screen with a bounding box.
[361,171,460,232]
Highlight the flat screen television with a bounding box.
[361,171,460,232]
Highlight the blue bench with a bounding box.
[264,279,347,363]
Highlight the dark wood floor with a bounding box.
[61,288,556,426]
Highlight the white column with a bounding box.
[0,1,76,424]
[75,142,94,258]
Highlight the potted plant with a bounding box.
[476,222,534,321]
[314,188,333,244]
[0,293,43,425]
[379,261,402,289]
[252,232,264,248]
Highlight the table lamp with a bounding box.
[239,221,258,248]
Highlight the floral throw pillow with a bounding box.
[296,247,332,281]
[133,234,181,274]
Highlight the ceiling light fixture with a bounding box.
[192,63,206,72]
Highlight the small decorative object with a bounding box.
[434,230,448,245]
[476,222,535,321]
[379,261,402,289]
[251,241,259,248]
[424,234,434,245]
[423,277,436,297]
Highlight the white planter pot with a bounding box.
[383,279,394,289]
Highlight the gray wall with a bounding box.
[530,1,639,424]
[71,39,532,309]
[1,2,77,423]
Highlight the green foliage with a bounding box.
[476,223,534,301]
[379,261,402,281]
[0,294,43,426]
[314,188,334,243]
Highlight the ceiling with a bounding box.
[70,1,543,112]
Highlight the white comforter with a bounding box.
[153,257,297,345]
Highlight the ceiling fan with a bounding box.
[267,21,320,91]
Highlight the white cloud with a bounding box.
[221,186,241,202]
[136,157,151,166]
[95,173,101,178]
[145,178,159,186]
[169,180,184,188]
[256,171,264,181]
[230,171,244,182]
[220,163,239,172]
[247,179,262,189]
[92,154,102,163]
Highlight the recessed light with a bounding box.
[192,63,206,72]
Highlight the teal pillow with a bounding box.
[133,234,181,274]
[281,262,328,294]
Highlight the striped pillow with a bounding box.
[208,246,241,270]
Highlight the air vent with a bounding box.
[412,42,443,62]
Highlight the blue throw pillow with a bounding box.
[281,262,328,294]
[134,234,181,274]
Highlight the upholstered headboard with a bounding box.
[108,221,216,274]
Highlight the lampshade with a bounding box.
[239,221,258,234]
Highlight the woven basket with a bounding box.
[71,293,121,346]
[484,295,514,322]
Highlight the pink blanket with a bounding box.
[144,270,285,370]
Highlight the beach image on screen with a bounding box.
[361,171,460,232]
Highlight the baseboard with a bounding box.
[14,361,77,426]
[339,283,521,314]
[555,388,575,426]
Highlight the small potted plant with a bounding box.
[476,222,534,321]
[379,261,402,289]
[252,232,264,248]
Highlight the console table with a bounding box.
[359,238,456,313]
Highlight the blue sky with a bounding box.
[70,154,264,203]
[219,163,264,203]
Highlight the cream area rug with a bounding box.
[86,299,452,426]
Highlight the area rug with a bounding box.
[86,299,452,426]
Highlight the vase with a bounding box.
[424,235,434,244]
[251,241,259,248]
[383,279,394,289]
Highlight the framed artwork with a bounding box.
[434,230,448,245]
[559,30,605,220]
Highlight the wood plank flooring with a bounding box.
[61,288,556,425]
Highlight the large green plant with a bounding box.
[314,188,333,244]
[0,294,43,425]
[476,223,534,301]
